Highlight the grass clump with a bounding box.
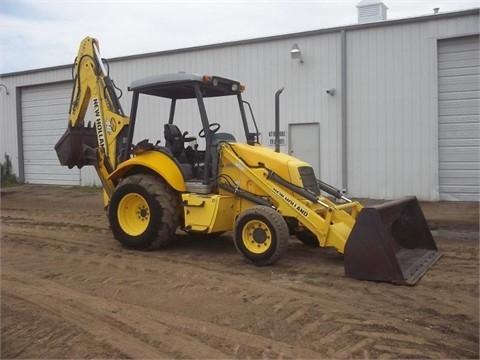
[1,153,19,187]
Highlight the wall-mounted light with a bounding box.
[326,88,335,96]
[290,43,304,64]
[0,84,9,95]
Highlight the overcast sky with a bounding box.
[1,0,478,74]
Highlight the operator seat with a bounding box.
[164,124,185,158]
[164,123,194,180]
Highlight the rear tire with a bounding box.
[234,206,289,266]
[108,174,180,250]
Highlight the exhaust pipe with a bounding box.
[274,87,284,152]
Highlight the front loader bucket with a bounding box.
[344,196,442,285]
[54,126,98,169]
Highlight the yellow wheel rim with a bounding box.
[242,219,272,254]
[117,193,150,236]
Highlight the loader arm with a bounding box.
[219,143,362,253]
[55,37,130,196]
[218,142,442,284]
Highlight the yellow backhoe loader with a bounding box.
[55,37,442,284]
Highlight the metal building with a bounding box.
[1,8,478,201]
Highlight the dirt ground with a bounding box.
[1,185,478,359]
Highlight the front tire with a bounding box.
[108,174,180,250]
[234,206,289,266]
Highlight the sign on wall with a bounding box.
[268,130,286,146]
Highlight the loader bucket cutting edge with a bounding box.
[54,126,98,169]
[344,196,443,285]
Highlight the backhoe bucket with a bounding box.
[344,196,442,285]
[54,126,98,169]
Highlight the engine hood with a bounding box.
[225,143,314,188]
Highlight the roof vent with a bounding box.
[356,0,388,24]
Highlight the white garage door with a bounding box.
[22,82,103,186]
[438,35,480,201]
[21,82,81,185]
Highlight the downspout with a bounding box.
[16,87,25,183]
[340,29,347,193]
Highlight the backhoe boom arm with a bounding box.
[55,37,130,196]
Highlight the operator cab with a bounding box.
[125,73,257,190]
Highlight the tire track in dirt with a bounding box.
[2,233,358,357]
[1,215,109,235]
[3,231,322,357]
[1,294,130,359]
[2,269,322,359]
[4,231,477,358]
[2,190,478,359]
[2,283,172,359]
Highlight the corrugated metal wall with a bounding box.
[21,82,79,185]
[0,67,100,187]
[346,13,479,200]
[18,81,100,186]
[98,33,343,187]
[1,10,478,200]
[1,68,71,183]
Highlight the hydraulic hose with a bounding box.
[218,183,274,208]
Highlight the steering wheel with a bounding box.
[198,123,221,138]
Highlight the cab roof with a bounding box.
[129,72,243,99]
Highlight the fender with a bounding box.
[108,151,187,192]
